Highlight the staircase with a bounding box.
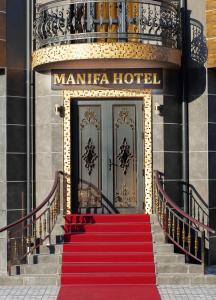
[1,213,216,287]
[58,213,160,299]
[61,214,156,285]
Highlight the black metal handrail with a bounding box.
[0,171,63,275]
[34,0,181,50]
[154,171,215,265]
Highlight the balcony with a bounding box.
[32,0,182,72]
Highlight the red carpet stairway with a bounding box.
[58,214,161,300]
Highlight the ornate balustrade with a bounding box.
[0,171,63,275]
[34,0,181,50]
[154,171,215,265]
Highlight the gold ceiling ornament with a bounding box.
[63,89,152,214]
[32,42,181,70]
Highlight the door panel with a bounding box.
[78,106,102,209]
[113,105,137,208]
[72,100,143,214]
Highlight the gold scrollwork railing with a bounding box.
[0,171,63,275]
[154,171,215,265]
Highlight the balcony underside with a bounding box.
[32,42,181,72]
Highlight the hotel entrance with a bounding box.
[71,100,144,214]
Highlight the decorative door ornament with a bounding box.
[115,183,136,208]
[80,108,100,130]
[115,108,135,129]
[82,138,98,176]
[117,137,133,175]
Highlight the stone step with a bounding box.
[154,254,185,264]
[150,214,159,223]
[0,275,60,286]
[156,263,203,274]
[34,244,63,255]
[28,254,61,264]
[157,273,216,285]
[21,275,60,286]
[151,224,163,232]
[152,233,165,243]
[12,263,61,276]
[12,263,61,275]
[153,243,174,253]
[0,276,23,286]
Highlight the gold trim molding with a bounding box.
[32,43,181,70]
[63,89,153,214]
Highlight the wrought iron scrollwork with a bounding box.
[82,138,98,176]
[34,0,181,50]
[190,19,208,65]
[117,138,133,175]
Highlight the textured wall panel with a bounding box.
[206,0,216,67]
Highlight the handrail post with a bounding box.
[189,189,192,219]
[47,201,51,246]
[201,230,206,272]
[7,231,12,276]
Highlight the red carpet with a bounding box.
[57,214,161,300]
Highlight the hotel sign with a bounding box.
[51,69,163,90]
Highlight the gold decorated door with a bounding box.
[71,100,144,214]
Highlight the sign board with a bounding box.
[51,69,163,90]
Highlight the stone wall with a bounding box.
[152,70,182,207]
[35,73,63,206]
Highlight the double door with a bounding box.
[71,100,144,213]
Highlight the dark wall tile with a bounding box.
[208,69,216,95]
[188,65,207,101]
[7,69,26,97]
[7,182,26,210]
[164,124,182,152]
[7,210,23,235]
[163,96,182,124]
[7,154,27,181]
[7,98,26,124]
[209,209,216,229]
[7,125,26,153]
[6,0,26,69]
[7,210,23,224]
[208,236,216,265]
[163,70,180,96]
[164,152,182,180]
[208,95,216,123]
[209,153,216,180]
[163,180,183,208]
[209,124,216,151]
[209,180,216,208]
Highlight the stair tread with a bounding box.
[61,273,156,276]
[63,242,152,245]
[62,262,155,266]
[64,222,151,225]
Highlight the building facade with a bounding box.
[0,0,216,276]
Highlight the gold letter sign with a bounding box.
[51,69,163,90]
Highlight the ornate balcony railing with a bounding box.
[190,18,208,65]
[34,0,181,50]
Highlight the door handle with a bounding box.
[109,159,112,171]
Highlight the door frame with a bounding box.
[63,89,152,215]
